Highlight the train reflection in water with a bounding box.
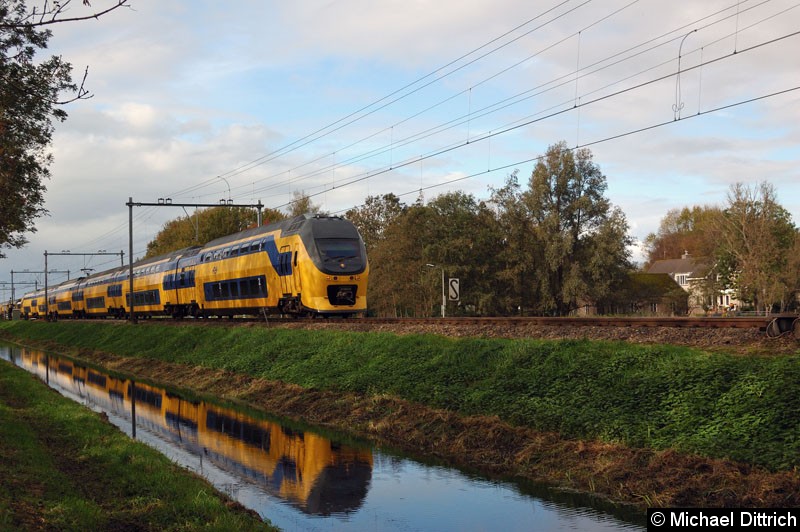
[7,347,372,516]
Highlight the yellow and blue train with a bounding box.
[19,214,368,319]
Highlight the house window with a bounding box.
[675,274,687,286]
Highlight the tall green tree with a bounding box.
[523,141,633,315]
[489,171,535,314]
[366,200,430,317]
[422,191,505,315]
[0,0,129,257]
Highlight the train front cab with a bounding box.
[288,216,368,316]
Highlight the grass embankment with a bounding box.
[0,357,275,531]
[2,320,798,471]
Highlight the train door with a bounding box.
[279,245,292,296]
[292,244,302,295]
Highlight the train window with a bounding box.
[230,245,240,256]
[221,283,230,298]
[253,278,266,297]
[86,297,105,309]
[248,242,258,253]
[212,283,222,299]
[316,239,361,261]
[213,250,221,260]
[230,282,239,297]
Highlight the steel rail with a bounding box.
[361,316,773,329]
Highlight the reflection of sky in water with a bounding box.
[0,342,643,532]
[316,457,639,532]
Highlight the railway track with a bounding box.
[364,316,770,329]
[361,316,800,339]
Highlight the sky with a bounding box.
[3,0,800,297]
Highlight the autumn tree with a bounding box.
[288,190,326,217]
[345,193,405,255]
[366,200,430,317]
[0,0,130,257]
[365,192,506,317]
[643,205,722,267]
[716,182,797,311]
[523,141,633,315]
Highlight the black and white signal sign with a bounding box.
[448,278,460,301]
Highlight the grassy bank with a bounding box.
[2,320,798,473]
[0,356,275,531]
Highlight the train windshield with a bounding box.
[316,239,362,262]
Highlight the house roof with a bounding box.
[647,256,709,279]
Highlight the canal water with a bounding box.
[1,341,645,531]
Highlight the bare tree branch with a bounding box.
[55,65,93,104]
[0,0,131,29]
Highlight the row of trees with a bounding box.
[348,141,634,316]
[144,141,798,316]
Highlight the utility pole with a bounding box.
[126,197,263,323]
[425,263,446,318]
[43,252,124,320]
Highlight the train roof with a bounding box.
[202,214,358,249]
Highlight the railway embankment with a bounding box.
[1,319,799,511]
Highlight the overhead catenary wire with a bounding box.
[184,0,644,200]
[330,84,800,216]
[163,0,581,201]
[203,0,786,204]
[69,0,798,255]
[273,25,800,208]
